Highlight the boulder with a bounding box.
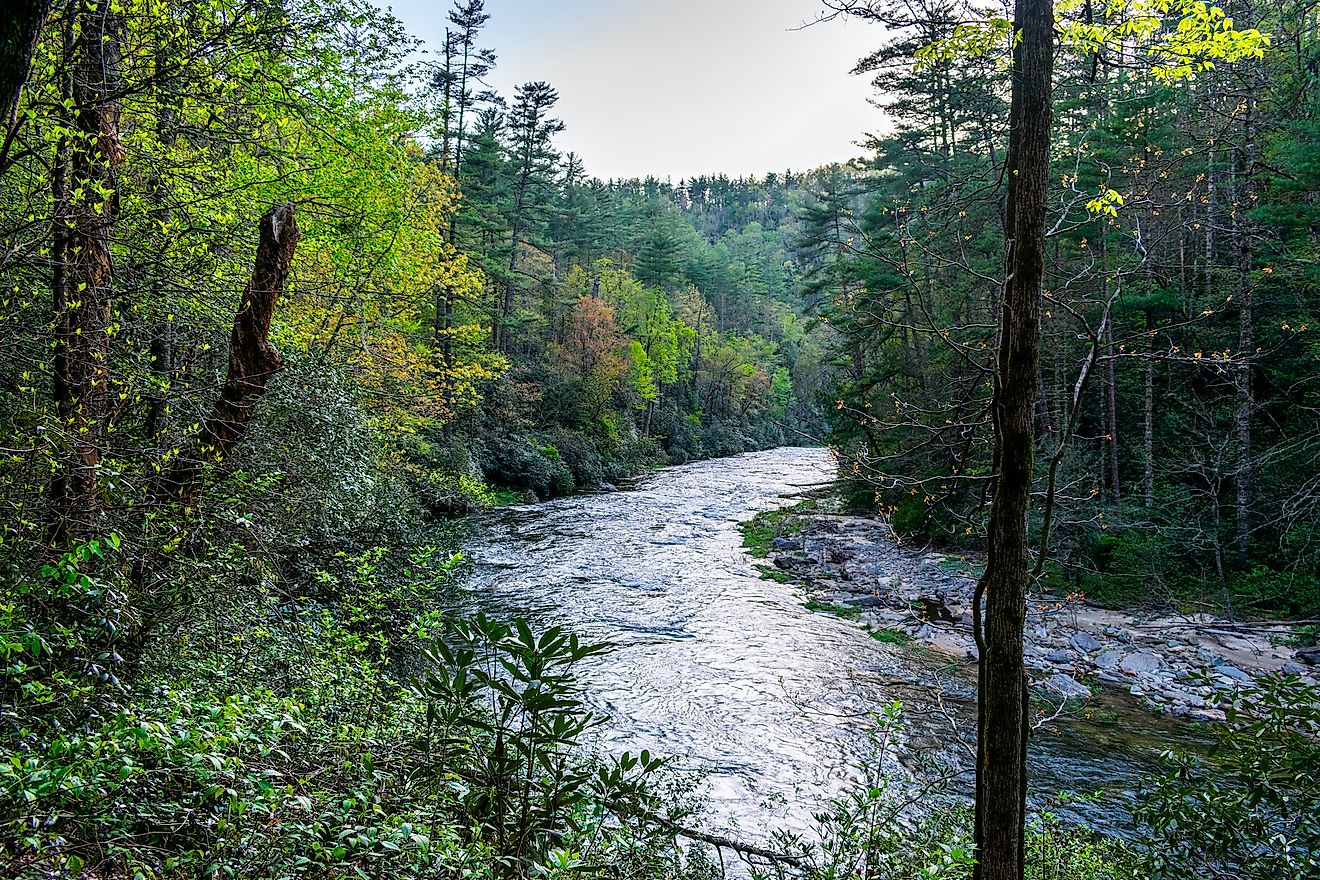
[773,554,809,570]
[1218,665,1254,684]
[1296,646,1320,667]
[1070,632,1101,654]
[1043,673,1092,700]
[845,595,892,608]
[771,536,802,551]
[1095,650,1124,669]
[1119,652,1165,676]
[1046,649,1072,664]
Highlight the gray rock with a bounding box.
[1119,652,1165,676]
[771,536,802,551]
[1095,650,1124,669]
[773,554,810,570]
[1070,632,1101,654]
[1046,649,1072,664]
[1296,647,1320,667]
[1043,673,1091,700]
[1218,665,1253,683]
[1282,662,1309,676]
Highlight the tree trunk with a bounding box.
[973,0,1052,876]
[1144,329,1155,508]
[51,0,124,544]
[0,0,52,170]
[1104,315,1120,501]
[1231,96,1256,568]
[150,203,300,505]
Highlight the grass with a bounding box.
[870,628,911,645]
[803,599,861,620]
[738,499,817,558]
[755,563,793,584]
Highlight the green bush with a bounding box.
[0,540,693,880]
[1136,675,1320,880]
[1228,565,1320,618]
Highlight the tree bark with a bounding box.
[973,0,1052,877]
[151,203,300,505]
[51,0,124,544]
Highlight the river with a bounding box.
[452,447,1183,841]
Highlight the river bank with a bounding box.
[749,504,1320,722]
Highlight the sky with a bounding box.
[385,0,887,181]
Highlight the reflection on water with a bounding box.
[452,447,1180,838]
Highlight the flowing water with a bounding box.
[453,447,1187,840]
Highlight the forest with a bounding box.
[0,0,1317,879]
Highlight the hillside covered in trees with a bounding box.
[1,0,1318,879]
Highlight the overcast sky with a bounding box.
[386,0,886,181]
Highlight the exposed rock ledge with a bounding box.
[770,514,1319,722]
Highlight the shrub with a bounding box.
[1136,675,1320,880]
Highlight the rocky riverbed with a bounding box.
[766,512,1320,722]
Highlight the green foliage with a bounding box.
[1136,675,1320,880]
[0,536,687,880]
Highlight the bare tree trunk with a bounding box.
[151,203,300,505]
[1231,96,1256,568]
[1144,330,1155,508]
[1104,315,1121,501]
[51,0,123,544]
[973,0,1052,877]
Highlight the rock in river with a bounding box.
[1043,673,1092,700]
[1095,649,1124,669]
[1119,652,1165,676]
[1070,632,1101,654]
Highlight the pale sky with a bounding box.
[386,0,886,181]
